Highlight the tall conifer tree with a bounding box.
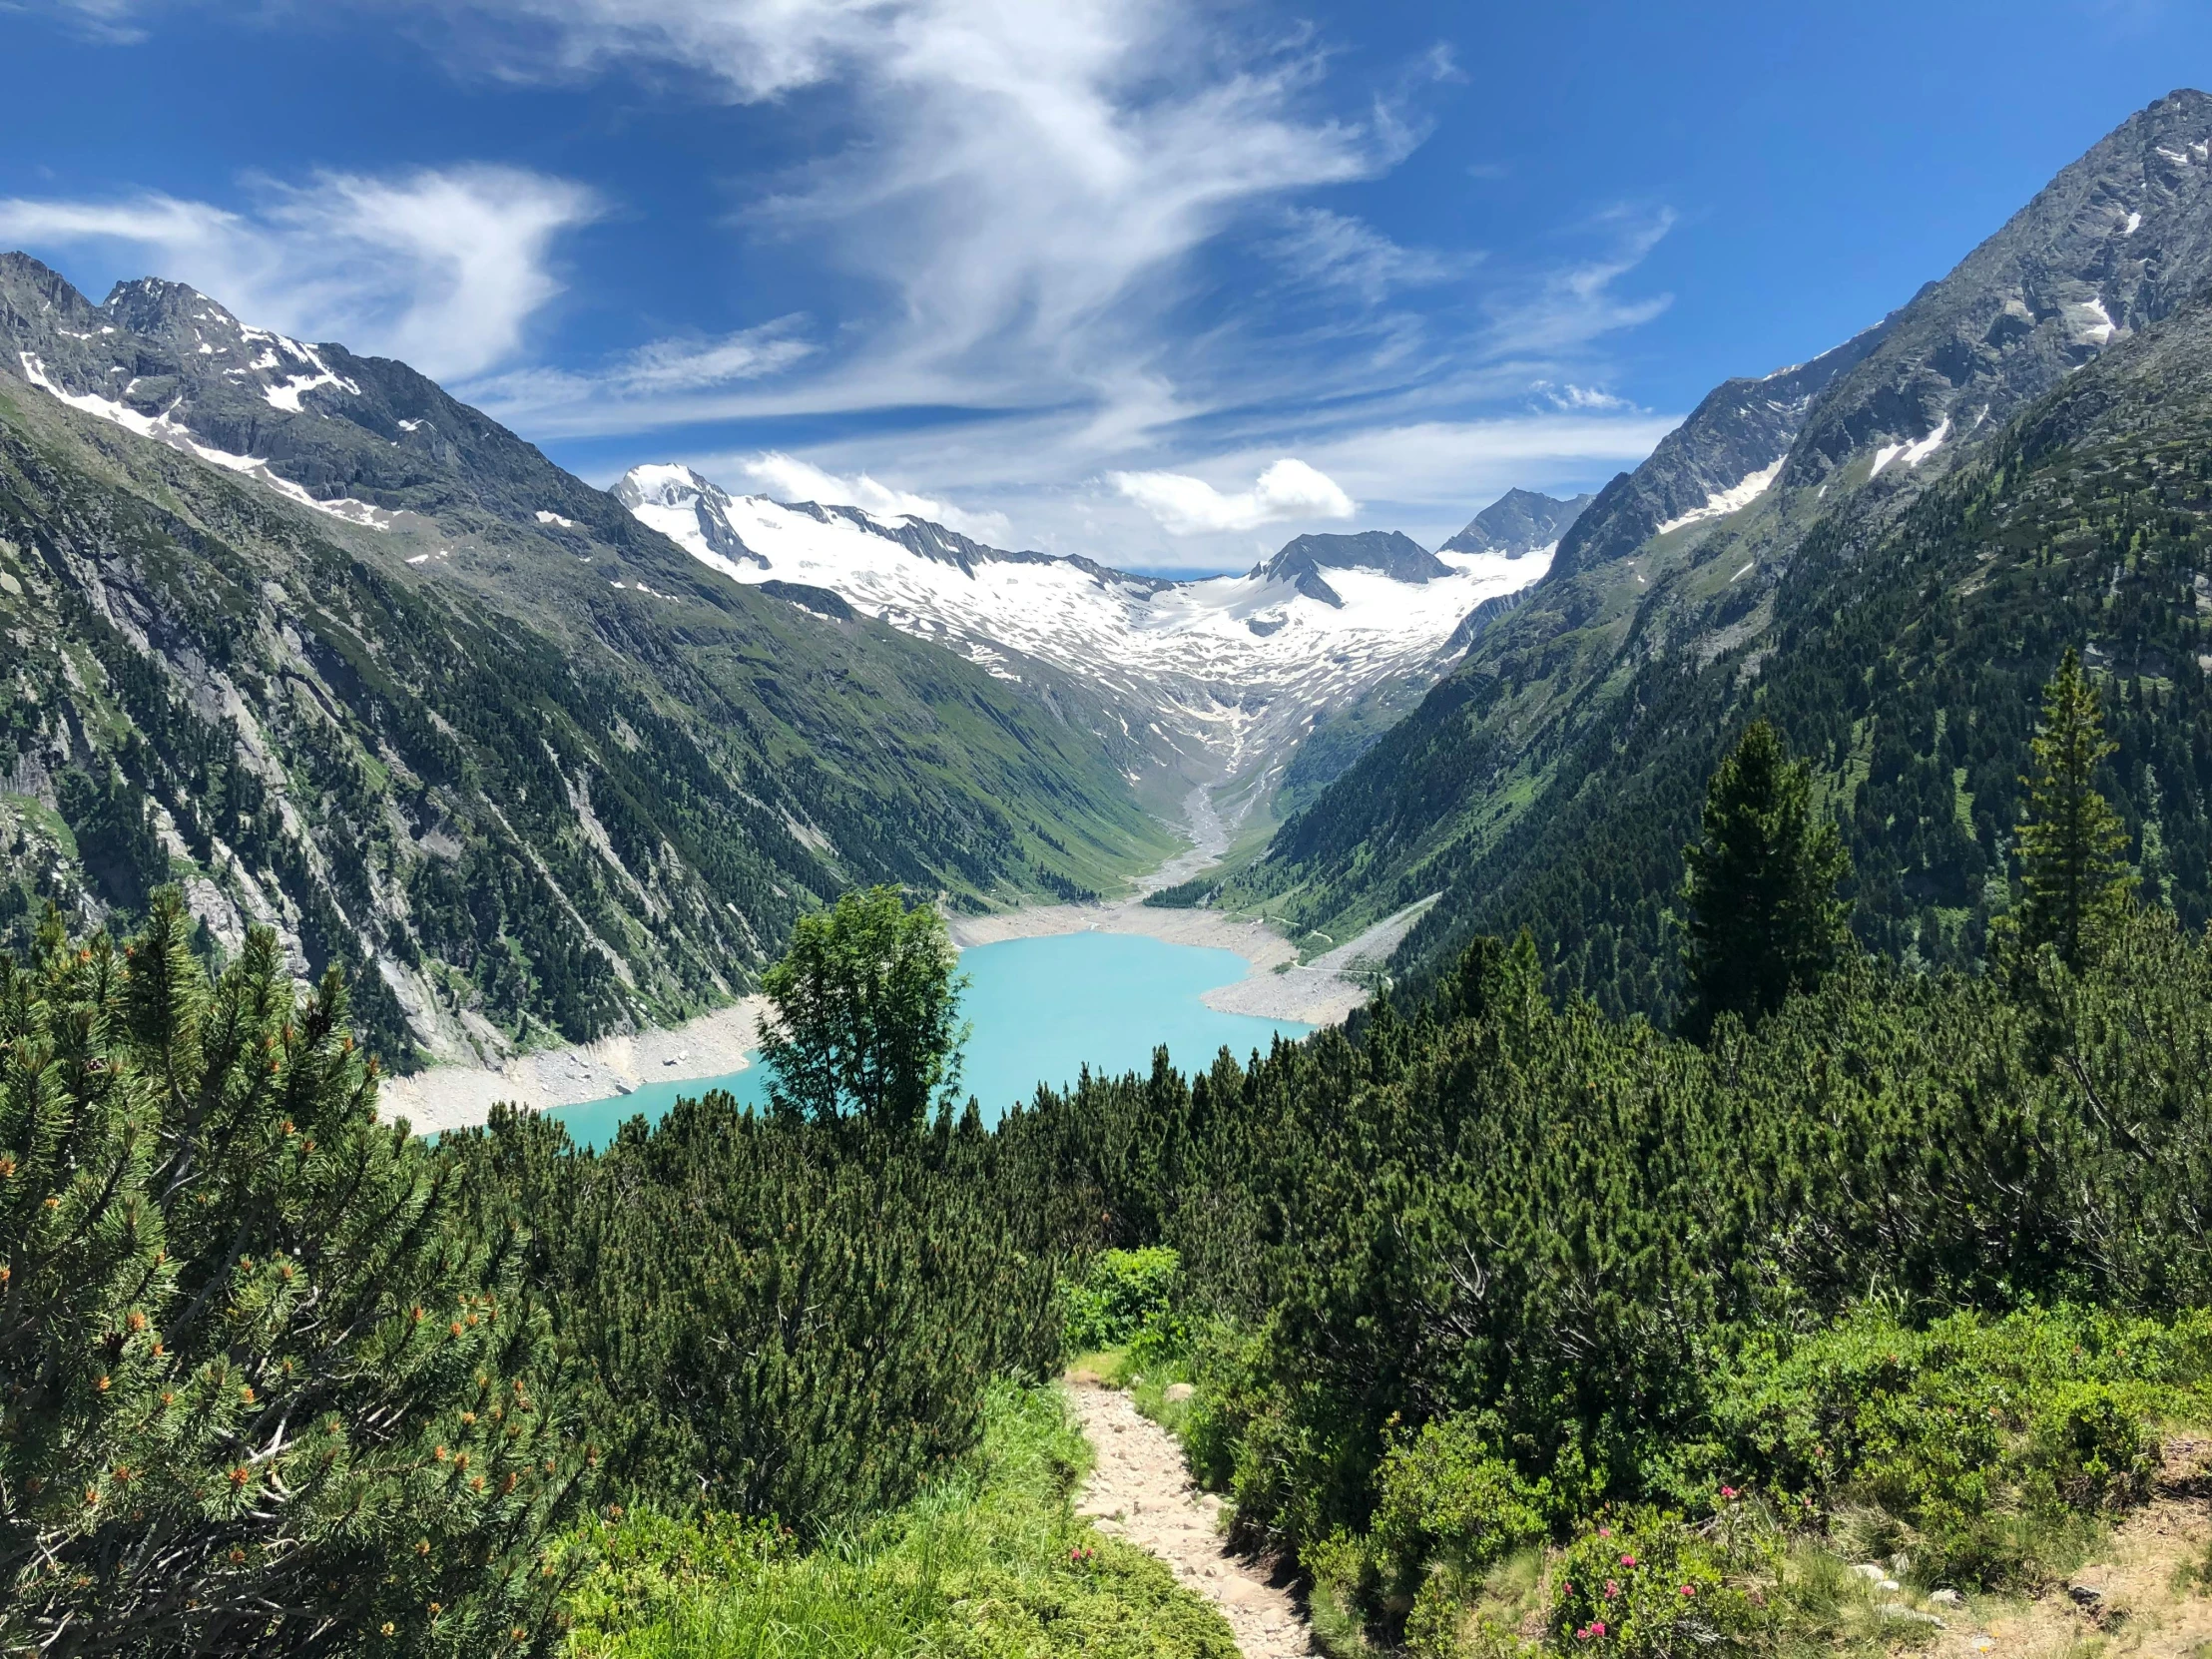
[1678,720,1854,1039]
[2011,647,2135,969]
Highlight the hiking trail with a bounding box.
[1067,1378,1314,1658]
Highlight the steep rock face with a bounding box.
[1438,488,1594,558]
[1787,88,2212,489]
[1548,321,1894,582]
[1257,531,1452,605]
[619,464,1547,796]
[0,263,1167,1068]
[0,256,639,539]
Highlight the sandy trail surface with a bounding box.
[1067,1380,1312,1658]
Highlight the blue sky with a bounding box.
[2,0,2208,571]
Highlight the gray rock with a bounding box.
[1438,489,1594,558]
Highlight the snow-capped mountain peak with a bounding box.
[616,463,1548,792]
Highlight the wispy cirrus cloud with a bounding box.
[12,0,1685,566]
[0,165,600,380]
[1485,208,1677,353]
[466,317,818,425]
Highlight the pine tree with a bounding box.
[2011,647,2135,969]
[1678,720,1854,1039]
[0,894,585,1656]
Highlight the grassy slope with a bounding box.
[560,1382,1237,1659]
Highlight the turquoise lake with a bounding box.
[543,930,1312,1151]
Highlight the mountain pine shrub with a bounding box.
[0,895,583,1657]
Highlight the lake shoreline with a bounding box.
[375,788,1382,1136]
[942,901,1368,1026]
[377,996,769,1139]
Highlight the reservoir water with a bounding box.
[543,930,1313,1151]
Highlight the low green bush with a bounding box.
[1063,1247,1185,1356]
[1716,1306,2193,1586]
[1371,1411,1551,1587]
[562,1382,1238,1659]
[1548,1512,1761,1657]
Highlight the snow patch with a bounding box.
[535,510,579,529]
[1870,416,1951,479]
[2123,211,2144,235]
[17,351,393,530]
[624,463,1551,785]
[1656,457,1784,536]
[2065,296,2118,346]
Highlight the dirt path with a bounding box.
[1066,1380,1313,1658]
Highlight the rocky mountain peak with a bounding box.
[1439,489,1595,558]
[1784,87,2212,489]
[1256,530,1450,607]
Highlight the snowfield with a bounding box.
[621,463,1546,788]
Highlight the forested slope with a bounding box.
[1231,91,2212,1022]
[0,303,1168,1070]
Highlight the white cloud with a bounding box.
[411,0,1397,417]
[1109,457,1355,535]
[0,165,599,380]
[1537,381,1635,411]
[739,450,1013,542]
[1486,209,1677,354]
[466,318,815,423]
[1271,207,1464,304]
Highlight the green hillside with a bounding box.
[1225,285,2212,1025]
[0,377,1171,1069]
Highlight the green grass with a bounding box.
[560,1382,1238,1659]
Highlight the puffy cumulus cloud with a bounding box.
[0,166,599,381]
[1108,457,1355,535]
[739,450,1013,543]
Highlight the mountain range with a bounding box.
[0,252,1567,1068]
[6,87,2211,1059]
[616,464,1577,809]
[1222,87,2212,1019]
[0,257,1181,1067]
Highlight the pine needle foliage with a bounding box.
[2011,646,2137,970]
[991,900,2212,1592]
[1677,720,1854,1040]
[0,894,583,1657]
